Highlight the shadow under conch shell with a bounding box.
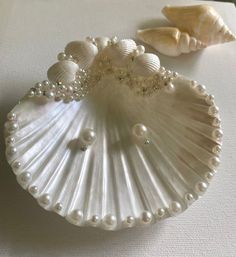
[162,4,236,45]
[137,27,206,57]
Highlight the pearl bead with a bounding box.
[28,89,35,97]
[46,91,55,98]
[80,128,96,146]
[212,117,221,126]
[12,161,21,170]
[156,208,165,218]
[165,83,175,93]
[173,71,179,78]
[159,66,166,73]
[132,123,148,139]
[19,172,31,183]
[103,214,116,227]
[209,157,220,169]
[43,80,50,86]
[35,82,42,89]
[71,210,83,222]
[6,146,17,156]
[195,84,206,95]
[190,80,197,87]
[90,215,99,225]
[208,106,219,116]
[125,216,135,226]
[205,94,215,105]
[29,186,38,195]
[35,90,43,97]
[185,193,195,204]
[6,136,15,146]
[212,144,221,155]
[212,129,223,140]
[54,202,63,212]
[205,171,214,181]
[86,36,95,44]
[141,211,152,224]
[136,45,145,55]
[40,194,51,205]
[7,112,16,121]
[169,201,182,215]
[111,36,118,44]
[7,122,18,132]
[196,181,208,193]
[57,52,67,61]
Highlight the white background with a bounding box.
[0,0,236,256]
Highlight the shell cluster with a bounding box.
[5,37,222,230]
[137,4,236,56]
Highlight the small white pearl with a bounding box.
[185,193,195,204]
[6,146,17,156]
[165,70,172,76]
[205,171,214,181]
[205,94,215,105]
[196,181,208,194]
[111,36,118,44]
[86,36,95,44]
[132,123,148,138]
[190,80,197,87]
[103,214,116,227]
[46,91,55,98]
[54,202,63,212]
[65,54,73,61]
[169,201,182,215]
[71,210,83,222]
[209,157,220,169]
[212,117,221,127]
[173,71,179,78]
[6,136,15,146]
[125,216,135,226]
[7,122,18,132]
[28,89,35,97]
[165,83,175,93]
[35,90,43,97]
[208,106,219,116]
[80,128,96,146]
[29,186,38,195]
[90,215,99,226]
[12,161,21,172]
[195,84,206,95]
[35,82,42,89]
[7,112,17,121]
[43,80,50,86]
[159,66,166,73]
[19,172,31,183]
[141,211,152,224]
[136,45,145,55]
[212,129,223,140]
[156,208,165,218]
[40,194,51,205]
[212,144,221,155]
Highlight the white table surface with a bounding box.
[0,0,236,256]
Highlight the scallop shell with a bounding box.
[47,60,79,84]
[65,41,98,69]
[162,4,236,45]
[105,39,137,67]
[137,27,206,57]
[131,53,160,76]
[5,38,222,231]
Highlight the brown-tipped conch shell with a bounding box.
[162,4,236,45]
[137,27,206,57]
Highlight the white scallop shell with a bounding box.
[137,27,206,57]
[47,60,79,84]
[105,39,137,67]
[5,38,222,231]
[162,4,236,45]
[65,41,98,69]
[131,53,160,76]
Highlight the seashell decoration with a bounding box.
[137,27,206,57]
[4,37,222,230]
[47,60,79,84]
[65,40,98,69]
[162,4,236,45]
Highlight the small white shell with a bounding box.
[137,27,206,57]
[47,60,79,84]
[131,53,160,76]
[105,39,137,66]
[162,4,236,45]
[95,37,110,50]
[65,41,98,69]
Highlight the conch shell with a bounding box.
[137,27,206,57]
[162,4,236,45]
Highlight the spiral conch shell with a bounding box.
[137,27,206,57]
[162,4,236,45]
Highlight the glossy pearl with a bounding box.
[136,45,145,55]
[71,210,83,222]
[195,84,206,95]
[190,80,197,88]
[196,181,208,193]
[170,201,182,215]
[19,172,31,183]
[159,66,166,73]
[35,82,42,89]
[40,194,51,205]
[205,94,215,105]
[212,145,221,155]
[80,128,96,146]
[90,215,99,225]
[208,105,219,116]
[212,129,223,140]
[103,214,116,227]
[7,122,18,132]
[205,171,214,181]
[12,161,21,170]
[165,83,175,93]
[46,91,55,98]
[7,112,16,121]
[132,123,148,139]
[29,186,38,195]
[209,157,220,169]
[185,193,195,204]
[6,136,15,146]
[57,52,67,61]
[212,117,221,126]
[54,203,63,212]
[156,208,165,218]
[141,211,152,224]
[125,216,135,226]
[7,146,17,156]
[43,80,50,86]
[28,89,35,97]
[173,71,179,78]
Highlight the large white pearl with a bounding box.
[132,123,148,139]
[169,201,182,215]
[80,128,96,146]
